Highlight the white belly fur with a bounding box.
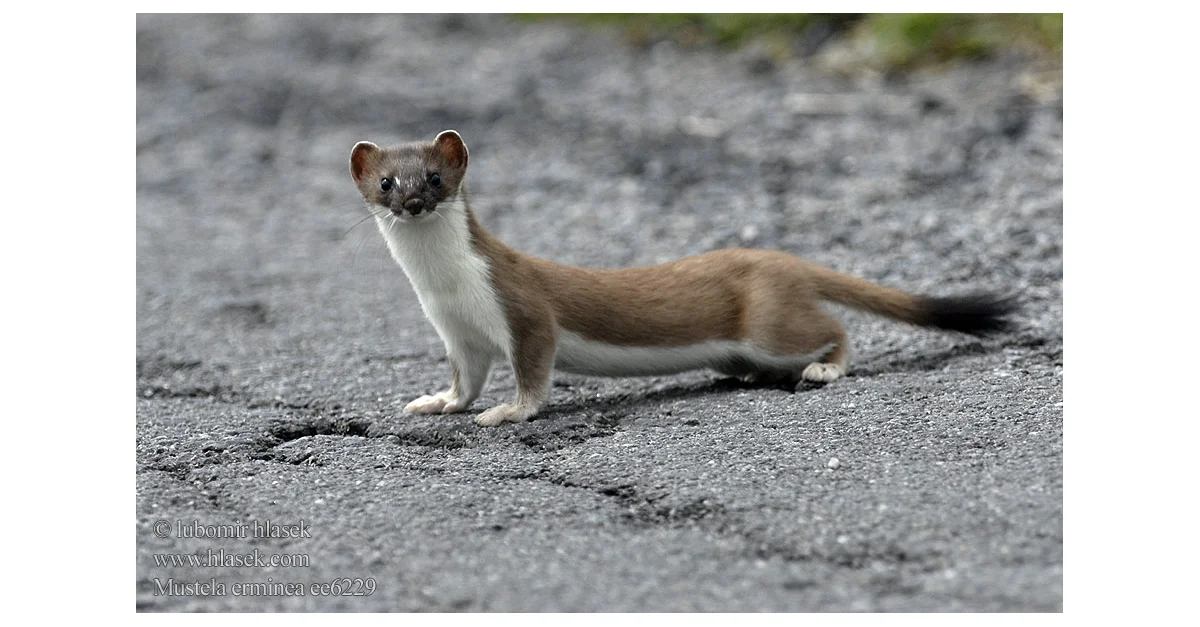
[554,329,827,377]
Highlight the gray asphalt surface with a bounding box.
[136,14,1062,611]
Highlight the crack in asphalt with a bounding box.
[496,469,946,575]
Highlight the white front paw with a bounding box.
[440,398,469,414]
[474,403,537,427]
[405,392,453,414]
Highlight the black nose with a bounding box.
[403,198,426,214]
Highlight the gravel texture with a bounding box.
[136,14,1062,611]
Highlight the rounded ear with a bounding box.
[434,130,469,169]
[349,141,380,183]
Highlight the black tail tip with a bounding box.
[918,293,1020,335]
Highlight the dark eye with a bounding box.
[428,172,442,187]
[380,177,393,192]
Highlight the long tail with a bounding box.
[809,266,1018,335]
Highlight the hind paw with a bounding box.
[800,363,843,384]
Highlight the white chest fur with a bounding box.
[374,199,512,360]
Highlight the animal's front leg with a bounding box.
[475,323,555,427]
[405,347,492,415]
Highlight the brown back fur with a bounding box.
[467,213,925,350]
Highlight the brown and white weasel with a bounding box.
[349,130,1015,427]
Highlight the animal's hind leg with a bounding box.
[788,308,850,386]
[747,305,850,387]
[800,333,849,384]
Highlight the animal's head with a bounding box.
[349,130,469,221]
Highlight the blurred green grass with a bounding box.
[855,14,1061,67]
[555,13,850,48]
[523,14,1062,69]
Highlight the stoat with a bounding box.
[348,130,1015,427]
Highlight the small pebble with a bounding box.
[827,457,841,470]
